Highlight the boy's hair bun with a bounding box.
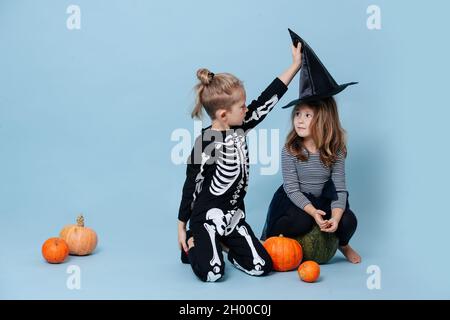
[191,68,242,120]
[197,68,214,86]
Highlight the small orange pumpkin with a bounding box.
[263,234,303,271]
[298,261,320,282]
[60,214,98,256]
[42,237,69,264]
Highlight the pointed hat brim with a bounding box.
[281,82,358,109]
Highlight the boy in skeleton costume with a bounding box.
[178,44,302,282]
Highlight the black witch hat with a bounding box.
[282,28,358,109]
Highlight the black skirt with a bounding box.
[260,178,350,240]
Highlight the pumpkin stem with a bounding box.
[77,215,85,227]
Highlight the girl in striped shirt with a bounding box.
[261,97,361,263]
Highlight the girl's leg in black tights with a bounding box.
[268,205,314,238]
[335,209,358,246]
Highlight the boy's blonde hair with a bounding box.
[192,68,244,119]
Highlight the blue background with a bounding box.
[1,0,449,299]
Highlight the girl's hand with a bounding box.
[322,217,339,233]
[178,221,188,253]
[292,42,302,69]
[313,210,330,230]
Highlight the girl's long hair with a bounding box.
[191,68,244,120]
[285,97,347,167]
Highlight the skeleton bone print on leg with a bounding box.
[231,225,265,276]
[203,223,223,282]
[210,133,249,206]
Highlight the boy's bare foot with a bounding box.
[339,245,361,264]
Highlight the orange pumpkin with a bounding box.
[42,238,69,264]
[263,234,303,271]
[298,261,320,282]
[60,214,98,256]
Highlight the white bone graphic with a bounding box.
[207,270,222,282]
[203,223,221,267]
[232,259,264,276]
[191,152,210,209]
[206,208,226,236]
[237,225,265,267]
[206,208,245,236]
[209,134,248,197]
[225,209,245,235]
[243,94,279,124]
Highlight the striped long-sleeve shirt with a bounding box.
[281,146,347,210]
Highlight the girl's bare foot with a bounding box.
[339,244,361,264]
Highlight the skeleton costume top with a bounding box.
[178,78,287,226]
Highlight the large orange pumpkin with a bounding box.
[42,237,69,264]
[298,261,320,282]
[60,215,98,256]
[263,235,303,271]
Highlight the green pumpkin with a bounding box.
[294,225,339,264]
